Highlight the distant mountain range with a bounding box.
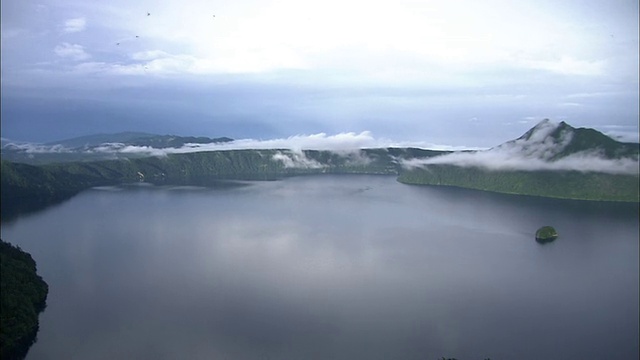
[46,132,234,149]
[44,132,159,148]
[1,133,233,164]
[1,120,638,219]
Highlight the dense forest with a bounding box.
[397,165,640,202]
[0,148,445,218]
[3,121,638,210]
[1,142,639,221]
[0,239,49,360]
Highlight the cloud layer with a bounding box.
[4,131,471,155]
[403,149,639,175]
[3,123,638,175]
[54,43,91,61]
[62,17,86,33]
[2,0,638,147]
[403,120,639,175]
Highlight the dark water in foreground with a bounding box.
[2,175,638,360]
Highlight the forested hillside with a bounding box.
[0,239,49,360]
[1,148,445,219]
[2,120,639,217]
[397,165,639,202]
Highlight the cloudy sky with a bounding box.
[1,0,638,147]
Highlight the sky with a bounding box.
[1,0,638,148]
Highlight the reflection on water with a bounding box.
[2,175,638,360]
[0,193,78,223]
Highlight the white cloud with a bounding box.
[272,151,324,169]
[3,142,73,153]
[558,102,583,107]
[402,120,639,175]
[167,132,475,152]
[403,149,639,175]
[131,50,172,61]
[89,126,635,174]
[174,132,381,152]
[114,145,170,157]
[54,43,90,61]
[566,92,619,99]
[6,123,637,174]
[5,132,478,159]
[520,56,605,76]
[87,132,389,155]
[25,0,620,81]
[597,125,640,143]
[250,132,377,151]
[1,1,637,149]
[63,17,86,33]
[605,131,640,143]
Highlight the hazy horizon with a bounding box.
[2,118,639,147]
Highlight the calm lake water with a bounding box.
[2,175,638,360]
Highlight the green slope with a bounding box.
[397,165,639,202]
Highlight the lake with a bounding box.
[2,175,638,360]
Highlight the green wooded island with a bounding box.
[1,120,638,220]
[0,239,49,360]
[535,226,559,243]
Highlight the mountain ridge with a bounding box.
[2,120,637,166]
[1,133,234,164]
[497,119,639,161]
[396,120,638,201]
[45,132,234,149]
[44,131,157,147]
[1,120,638,219]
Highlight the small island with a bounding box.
[535,226,558,243]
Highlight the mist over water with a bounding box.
[2,175,638,360]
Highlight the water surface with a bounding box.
[2,175,638,359]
